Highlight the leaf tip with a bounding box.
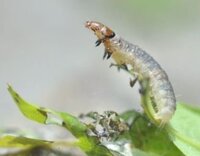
[7,83,12,92]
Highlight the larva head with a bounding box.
[85,21,115,45]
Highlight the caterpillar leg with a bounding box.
[103,49,112,60]
[110,63,138,87]
[129,77,138,87]
[109,63,128,71]
[95,39,102,47]
[139,88,145,95]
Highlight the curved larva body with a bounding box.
[109,35,176,124]
[85,21,176,125]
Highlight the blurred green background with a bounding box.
[0,0,200,139]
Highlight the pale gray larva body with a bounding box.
[109,35,176,124]
[85,21,176,125]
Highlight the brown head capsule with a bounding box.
[85,21,115,46]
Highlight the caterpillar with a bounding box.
[85,21,176,126]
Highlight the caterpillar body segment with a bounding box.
[85,21,176,126]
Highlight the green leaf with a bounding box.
[7,85,87,138]
[7,85,114,156]
[0,135,51,156]
[78,137,113,156]
[8,85,47,123]
[131,148,158,156]
[57,112,87,138]
[122,110,184,156]
[0,135,50,148]
[120,110,140,122]
[0,135,82,155]
[169,103,200,156]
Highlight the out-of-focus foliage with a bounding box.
[6,85,113,156]
[170,103,200,156]
[1,85,200,155]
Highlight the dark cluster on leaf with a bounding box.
[79,111,129,141]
